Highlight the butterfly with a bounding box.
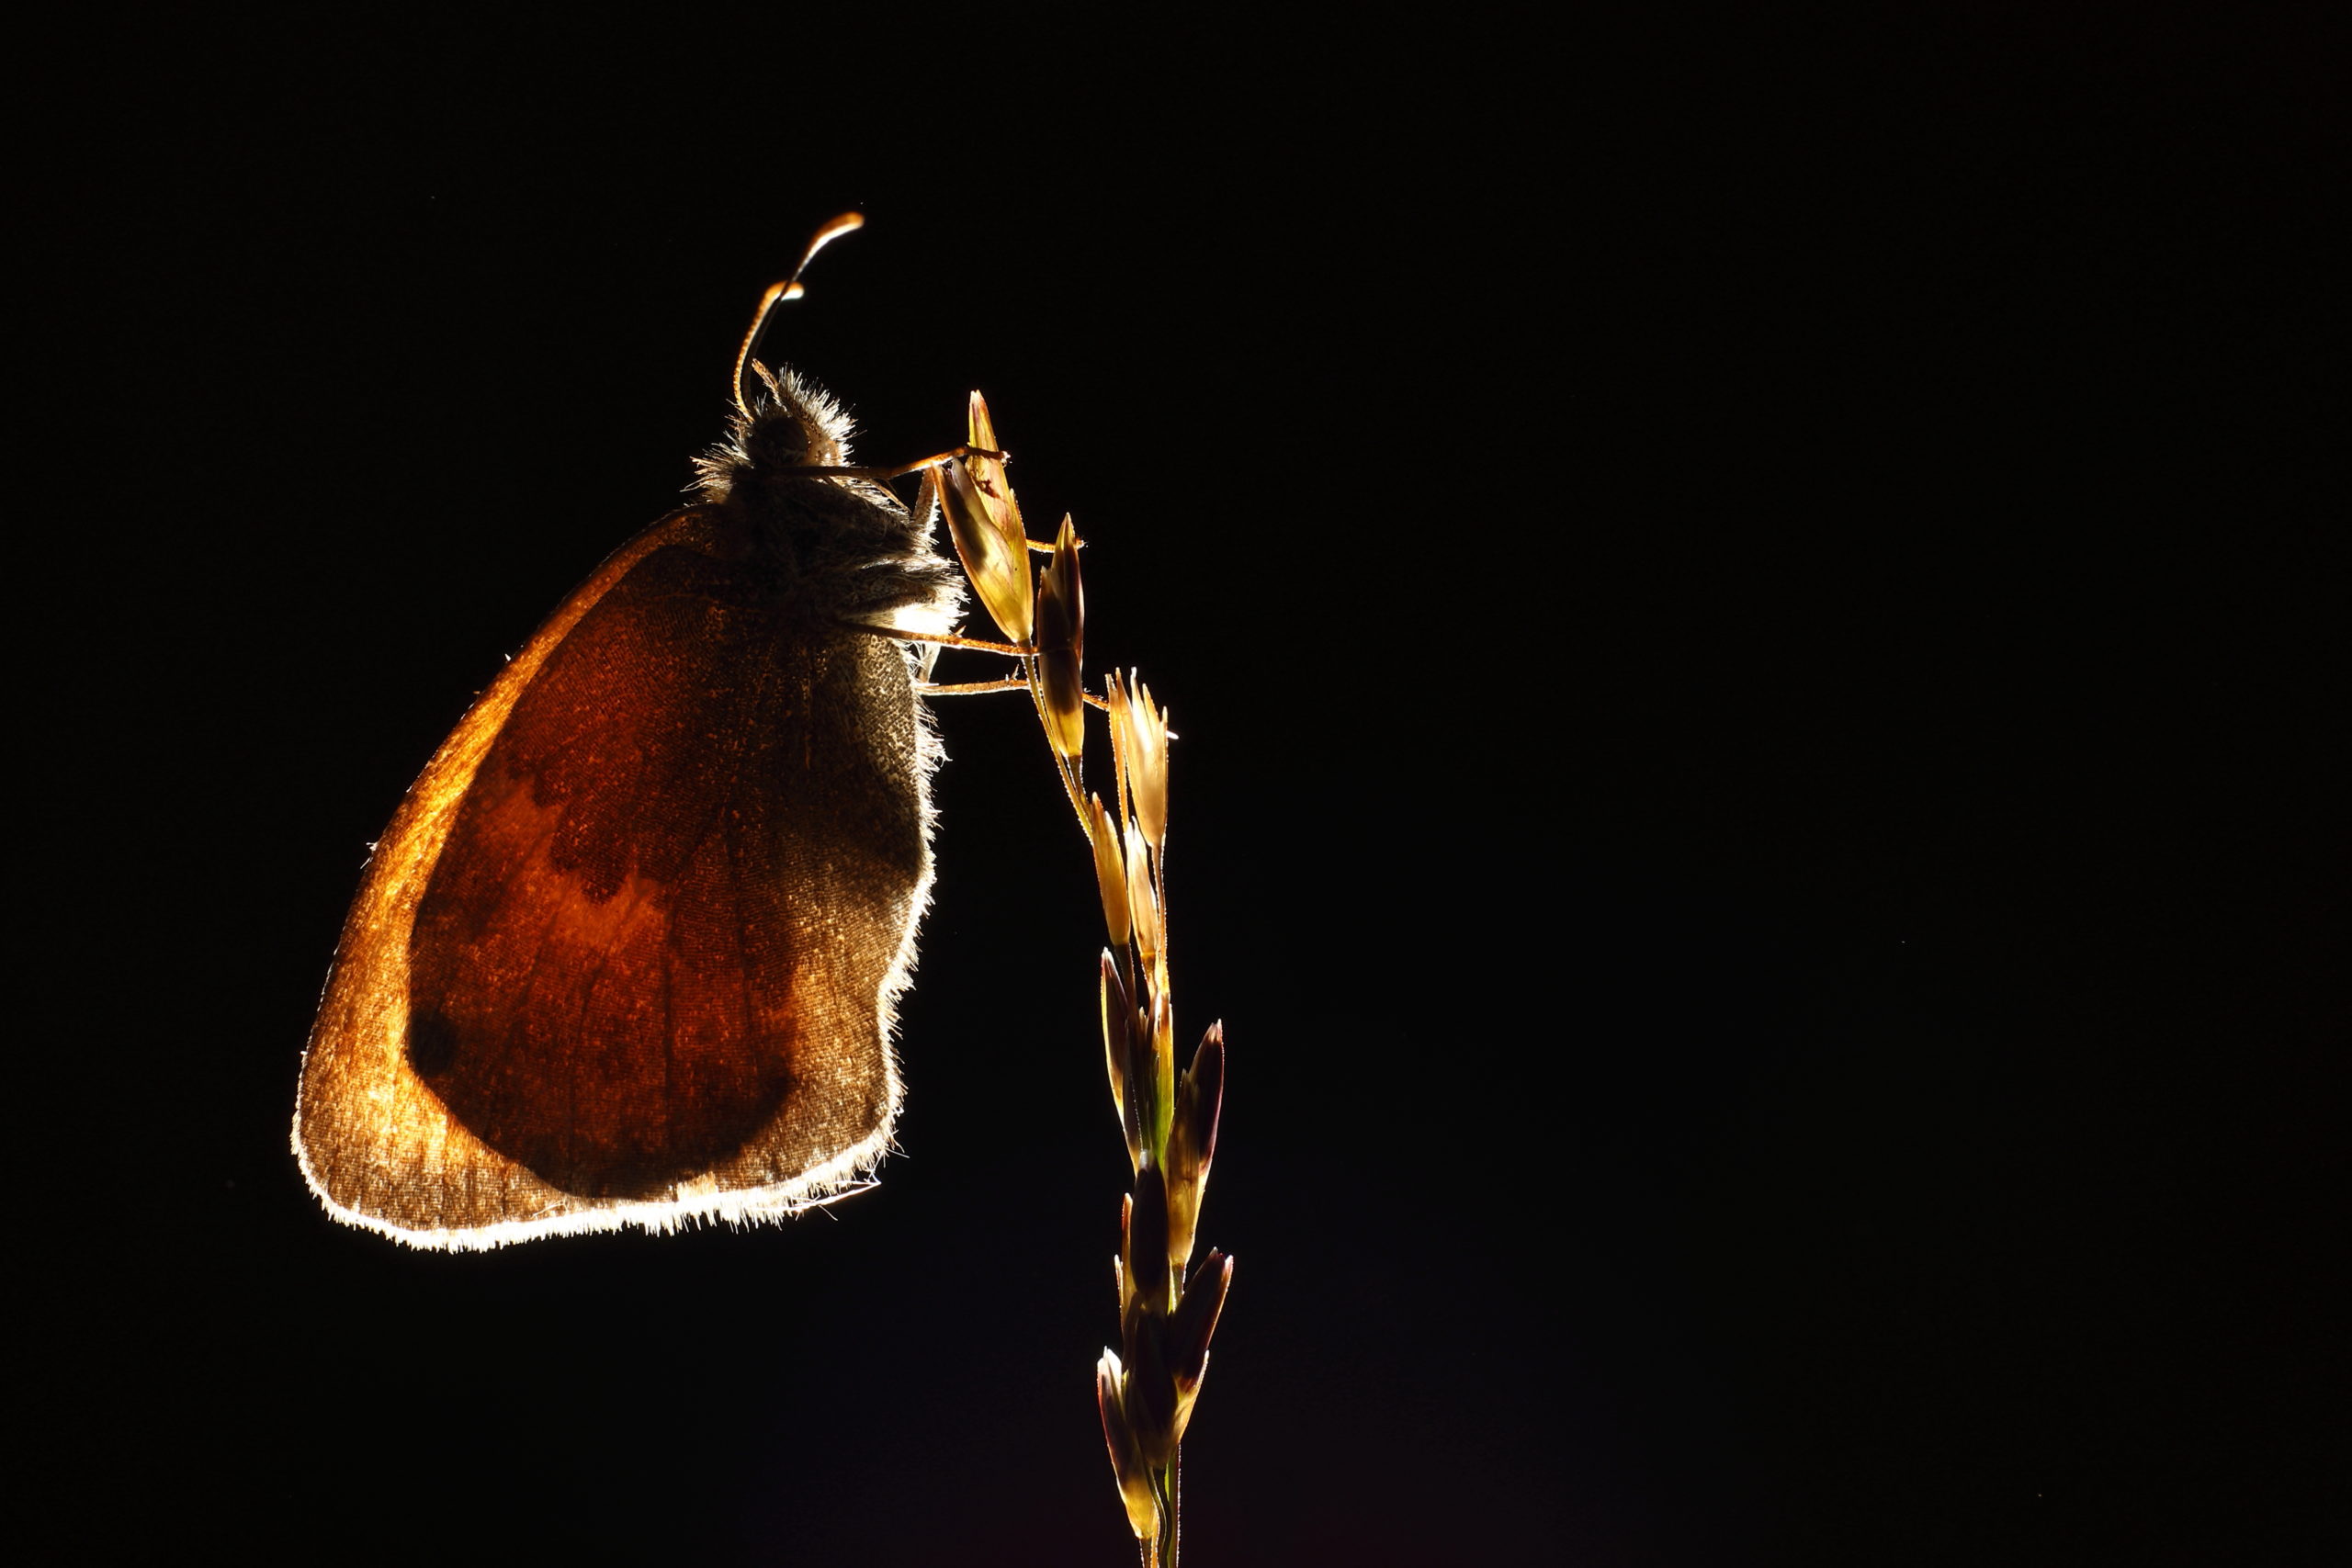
[294,213,988,1247]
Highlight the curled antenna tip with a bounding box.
[796,212,865,281]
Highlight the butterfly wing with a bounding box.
[294,508,936,1247]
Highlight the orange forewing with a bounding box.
[295,507,934,1247]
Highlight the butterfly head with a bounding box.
[694,361,855,502]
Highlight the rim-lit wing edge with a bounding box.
[291,507,933,1250]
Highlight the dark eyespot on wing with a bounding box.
[407,1008,459,1077]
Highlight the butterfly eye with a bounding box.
[747,408,816,468]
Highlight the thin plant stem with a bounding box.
[932,402,1228,1565]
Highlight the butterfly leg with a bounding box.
[917,677,1030,696]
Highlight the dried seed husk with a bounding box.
[1124,818,1160,971]
[1123,674,1170,853]
[1125,1304,1179,1471]
[1095,1352,1160,1541]
[1170,1249,1231,1392]
[1188,1024,1224,1174]
[1101,954,1142,1168]
[1089,797,1131,949]
[1036,515,1085,758]
[1123,1001,1155,1173]
[1167,1025,1225,1259]
[937,394,1033,643]
[1127,1163,1172,1314]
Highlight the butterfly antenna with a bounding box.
[732,211,866,419]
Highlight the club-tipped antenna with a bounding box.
[732,211,865,419]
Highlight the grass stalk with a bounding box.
[933,401,1231,1562]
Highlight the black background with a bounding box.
[35,8,2345,1563]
